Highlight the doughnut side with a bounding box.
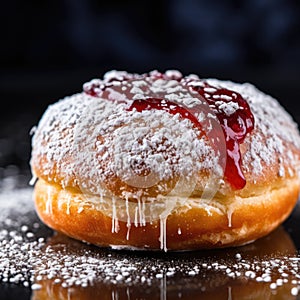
[34,178,299,250]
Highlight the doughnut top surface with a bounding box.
[83,70,254,189]
[30,70,300,198]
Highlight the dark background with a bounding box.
[0,0,300,180]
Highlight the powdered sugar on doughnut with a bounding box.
[31,71,300,191]
[31,72,227,196]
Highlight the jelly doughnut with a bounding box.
[30,70,300,251]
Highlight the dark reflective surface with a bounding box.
[31,226,299,300]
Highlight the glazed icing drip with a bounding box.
[84,70,254,189]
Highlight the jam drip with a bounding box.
[83,71,255,190]
[190,82,255,189]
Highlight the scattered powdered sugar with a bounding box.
[0,182,300,298]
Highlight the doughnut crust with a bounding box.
[30,70,300,251]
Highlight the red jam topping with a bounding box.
[190,82,255,189]
[127,98,202,131]
[83,71,254,190]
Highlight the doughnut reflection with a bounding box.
[31,226,298,300]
